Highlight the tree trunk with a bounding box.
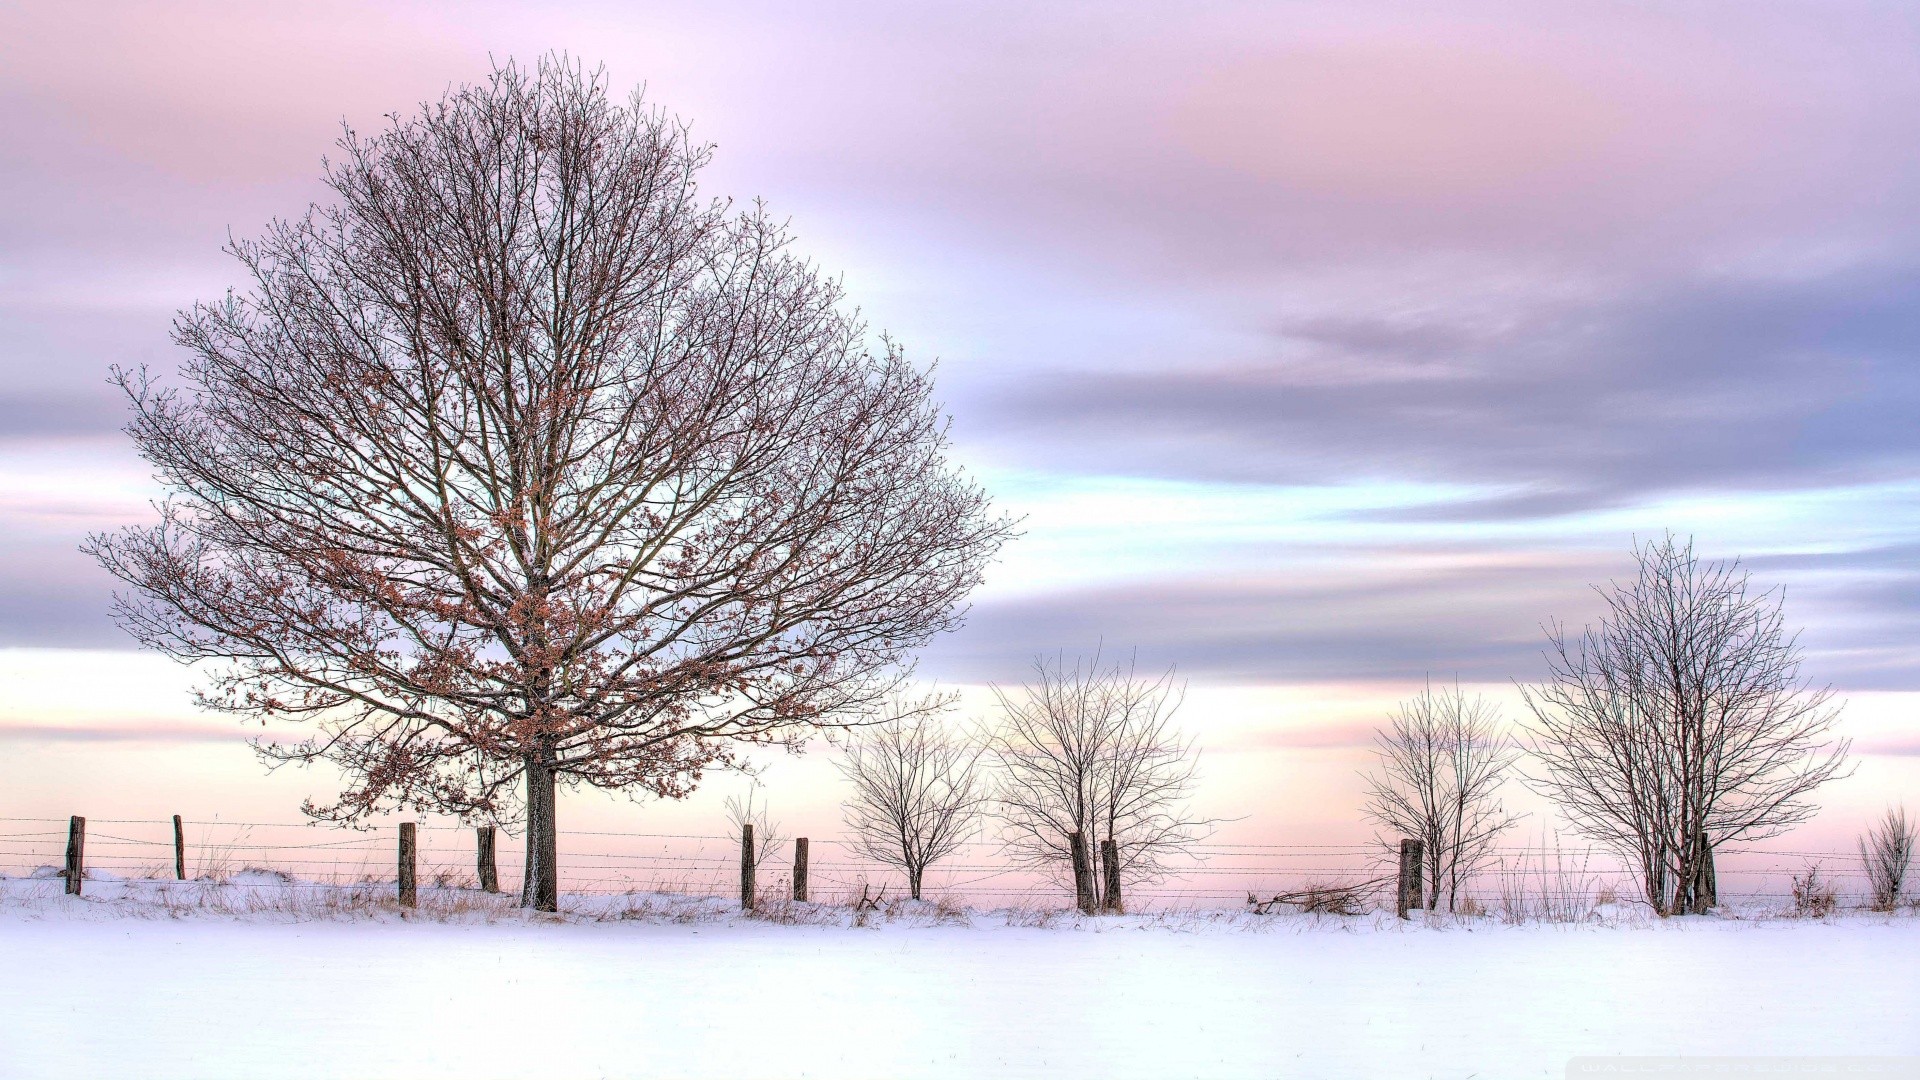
[521,752,559,912]
[909,865,924,901]
[1069,831,1096,914]
[1668,828,1715,916]
[1643,849,1672,916]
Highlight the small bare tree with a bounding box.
[989,650,1213,911]
[1859,806,1914,911]
[837,703,987,900]
[1522,535,1851,915]
[1361,681,1521,912]
[724,785,784,872]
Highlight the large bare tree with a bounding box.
[84,58,1011,911]
[837,701,987,900]
[989,650,1212,912]
[1520,535,1850,915]
[1360,681,1521,912]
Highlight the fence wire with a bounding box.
[0,814,1887,908]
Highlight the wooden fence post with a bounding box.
[1701,835,1717,909]
[173,814,186,881]
[63,815,85,897]
[398,822,417,908]
[740,823,756,911]
[477,826,498,894]
[1397,837,1424,919]
[792,837,809,903]
[1100,837,1122,913]
[1069,830,1096,914]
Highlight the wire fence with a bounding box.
[0,814,1888,910]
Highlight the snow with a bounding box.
[2,876,1916,1079]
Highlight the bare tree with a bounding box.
[989,650,1213,912]
[1521,535,1851,915]
[1859,805,1914,911]
[1360,681,1522,912]
[724,784,784,872]
[837,701,987,900]
[83,57,1011,911]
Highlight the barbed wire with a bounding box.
[1,812,1885,908]
[0,817,1875,859]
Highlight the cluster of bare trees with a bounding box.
[1520,535,1851,915]
[1362,536,1854,918]
[835,651,1214,911]
[839,533,1857,918]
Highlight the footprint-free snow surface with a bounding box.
[2,878,1915,1079]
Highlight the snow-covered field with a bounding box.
[3,875,1916,1080]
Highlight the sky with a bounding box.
[0,1,1916,870]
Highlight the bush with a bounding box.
[1858,806,1914,912]
[1791,864,1836,918]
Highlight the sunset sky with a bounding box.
[1,1,1916,861]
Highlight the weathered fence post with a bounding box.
[63,815,85,897]
[1100,837,1122,913]
[792,837,809,903]
[1069,830,1096,914]
[1701,837,1717,910]
[740,822,756,911]
[398,822,417,908]
[1396,837,1424,919]
[476,826,498,894]
[172,814,186,881]
[1692,827,1716,912]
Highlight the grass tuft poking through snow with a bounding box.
[6,870,1916,930]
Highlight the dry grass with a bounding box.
[1247,881,1375,917]
[1494,844,1604,925]
[432,867,477,890]
[740,893,844,926]
[9,862,1873,929]
[1791,864,1838,918]
[929,893,971,925]
[1001,902,1066,929]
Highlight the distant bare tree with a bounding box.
[1859,806,1914,911]
[837,701,987,900]
[83,57,1011,911]
[989,650,1213,912]
[1521,535,1851,915]
[724,784,784,872]
[1361,681,1522,912]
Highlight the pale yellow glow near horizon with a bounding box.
[1,648,1912,869]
